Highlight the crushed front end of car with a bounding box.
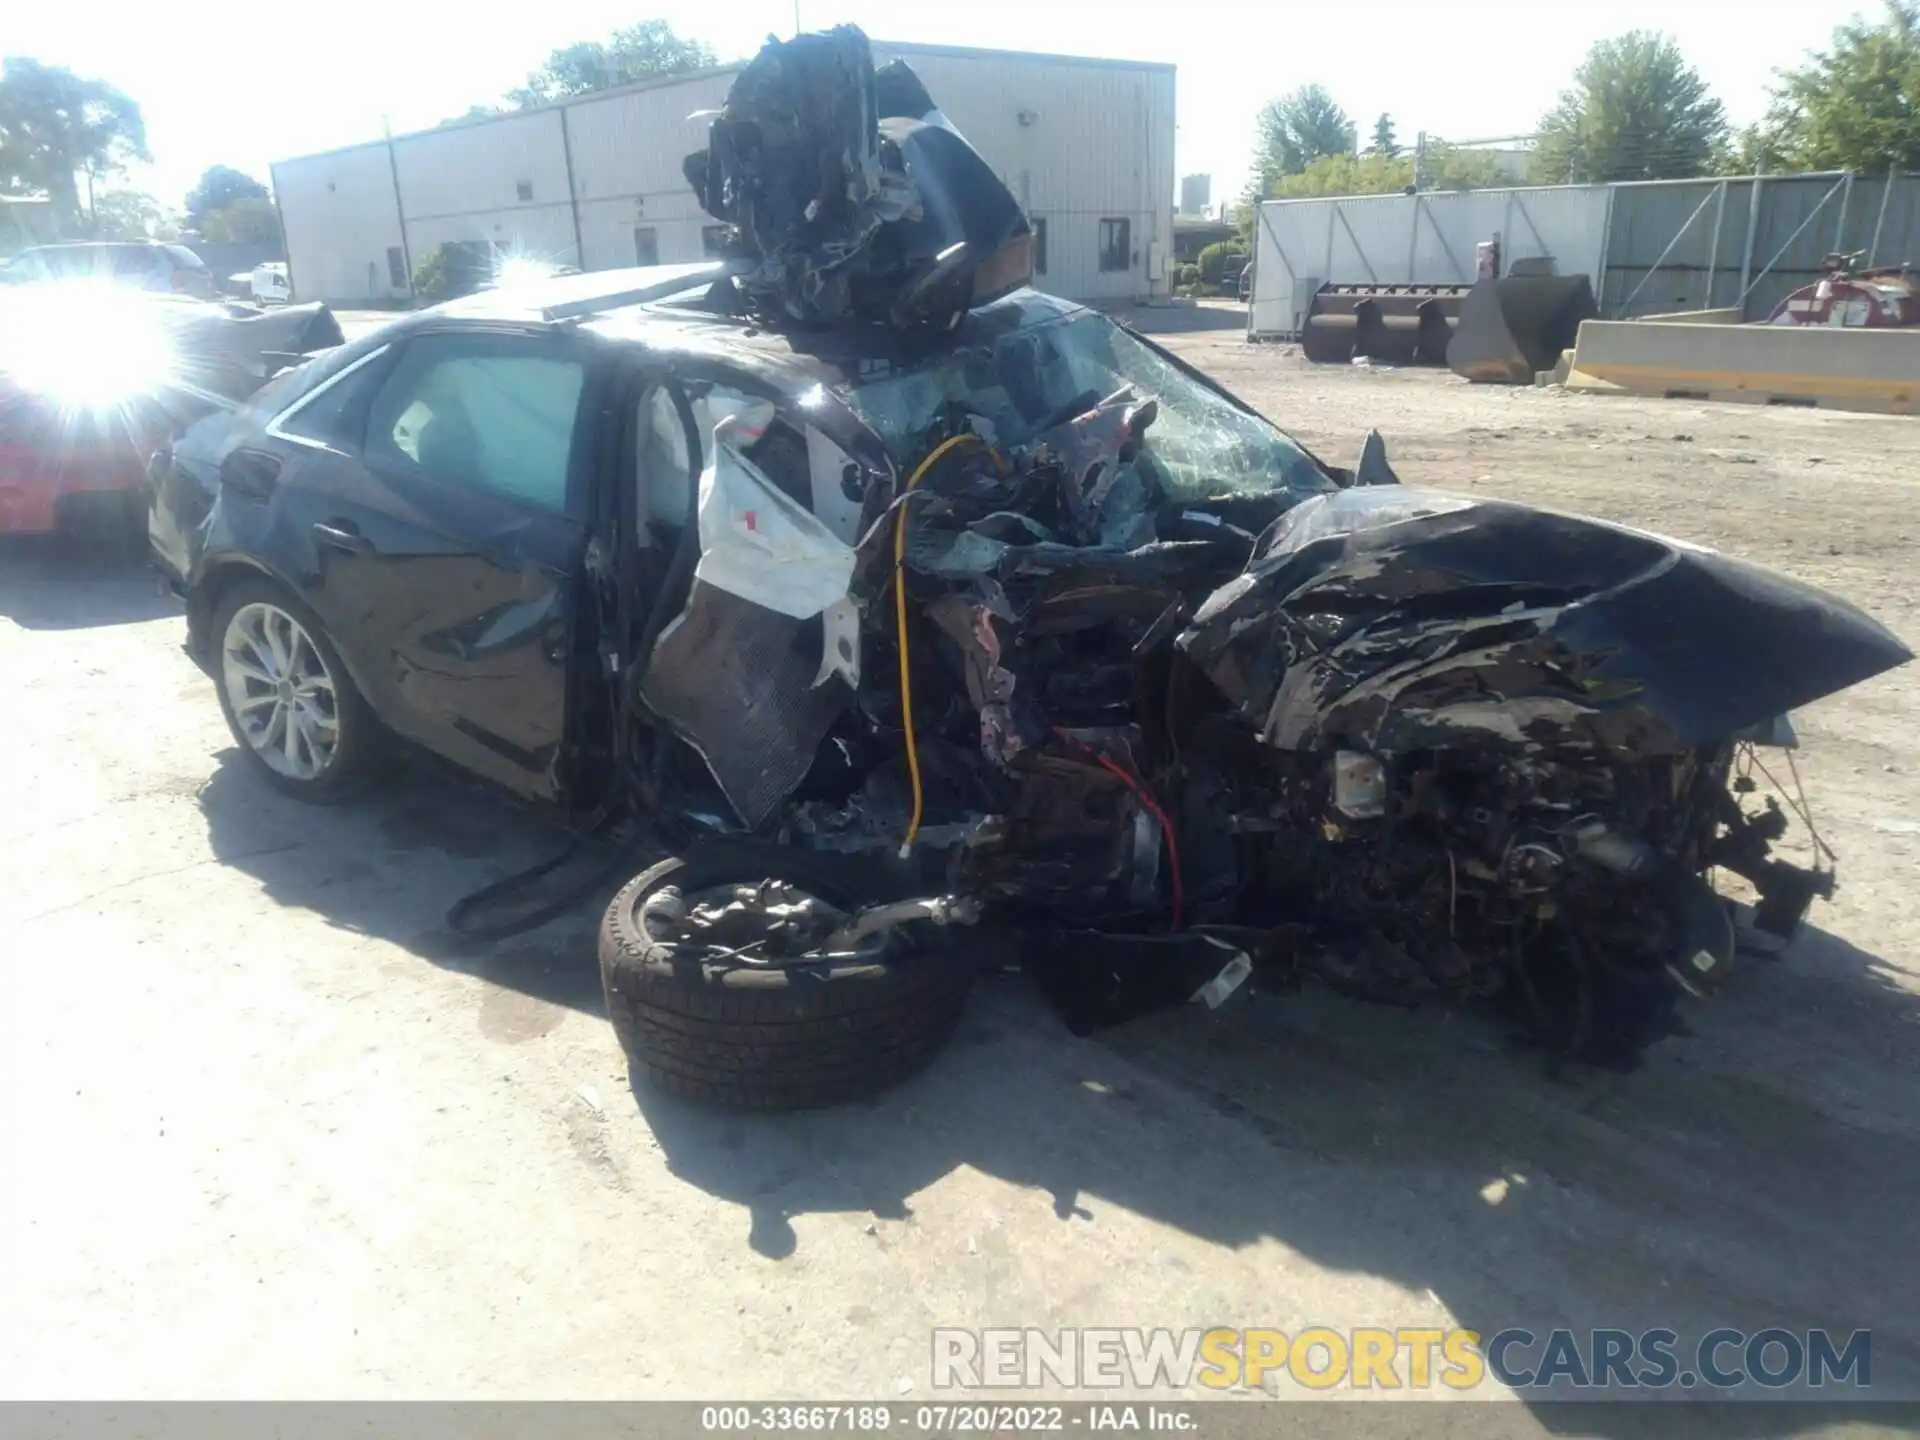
[596,26,1913,1109]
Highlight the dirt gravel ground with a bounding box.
[1,303,1916,1421]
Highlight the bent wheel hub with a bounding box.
[640,881,890,967]
[221,601,340,780]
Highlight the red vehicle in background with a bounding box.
[1767,251,1920,327]
[0,275,344,547]
[0,385,160,545]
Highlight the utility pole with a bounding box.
[1412,131,1427,191]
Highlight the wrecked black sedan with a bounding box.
[153,27,1909,1110]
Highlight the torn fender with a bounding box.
[158,299,346,403]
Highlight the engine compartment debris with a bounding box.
[618,28,1915,1073]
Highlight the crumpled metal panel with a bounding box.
[1178,488,1914,756]
[682,25,1031,329]
[639,581,854,830]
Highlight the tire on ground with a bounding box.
[600,846,979,1110]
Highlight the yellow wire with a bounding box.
[894,433,980,855]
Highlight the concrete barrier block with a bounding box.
[1564,320,1920,415]
[1634,307,1745,325]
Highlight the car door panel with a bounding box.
[256,331,597,801]
[630,364,885,827]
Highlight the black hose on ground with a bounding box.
[444,819,650,943]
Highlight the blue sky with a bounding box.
[6,0,1879,211]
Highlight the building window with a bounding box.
[1098,218,1131,273]
[701,224,731,258]
[515,180,534,202]
[634,227,659,267]
[387,246,407,289]
[1031,217,1047,276]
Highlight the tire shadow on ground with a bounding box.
[195,752,636,1017]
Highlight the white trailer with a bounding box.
[1247,185,1613,339]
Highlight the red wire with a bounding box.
[1090,752,1185,931]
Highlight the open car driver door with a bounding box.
[626,374,867,830]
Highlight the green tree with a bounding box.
[0,59,149,234]
[411,242,492,304]
[185,165,268,230]
[1271,144,1504,199]
[199,195,280,245]
[508,20,718,106]
[86,188,170,239]
[1274,152,1408,198]
[1250,84,1356,197]
[1530,32,1728,183]
[1713,122,1793,175]
[1768,1,1920,171]
[1369,113,1400,158]
[1195,239,1248,285]
[1425,143,1508,191]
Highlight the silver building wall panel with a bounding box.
[1604,172,1920,319]
[390,111,572,244]
[271,142,409,303]
[277,44,1175,305]
[562,72,735,270]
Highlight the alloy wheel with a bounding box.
[220,601,341,781]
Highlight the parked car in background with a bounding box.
[1238,261,1253,302]
[231,262,292,304]
[0,287,342,546]
[2,241,215,298]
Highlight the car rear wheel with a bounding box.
[211,580,379,799]
[600,845,979,1111]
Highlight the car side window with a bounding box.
[367,334,586,513]
[269,346,392,450]
[640,380,767,530]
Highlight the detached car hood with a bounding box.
[1179,488,1914,755]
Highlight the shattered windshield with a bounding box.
[839,303,1334,502]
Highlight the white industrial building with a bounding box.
[272,42,1175,307]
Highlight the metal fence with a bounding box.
[1249,171,1920,338]
[1600,172,1920,320]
